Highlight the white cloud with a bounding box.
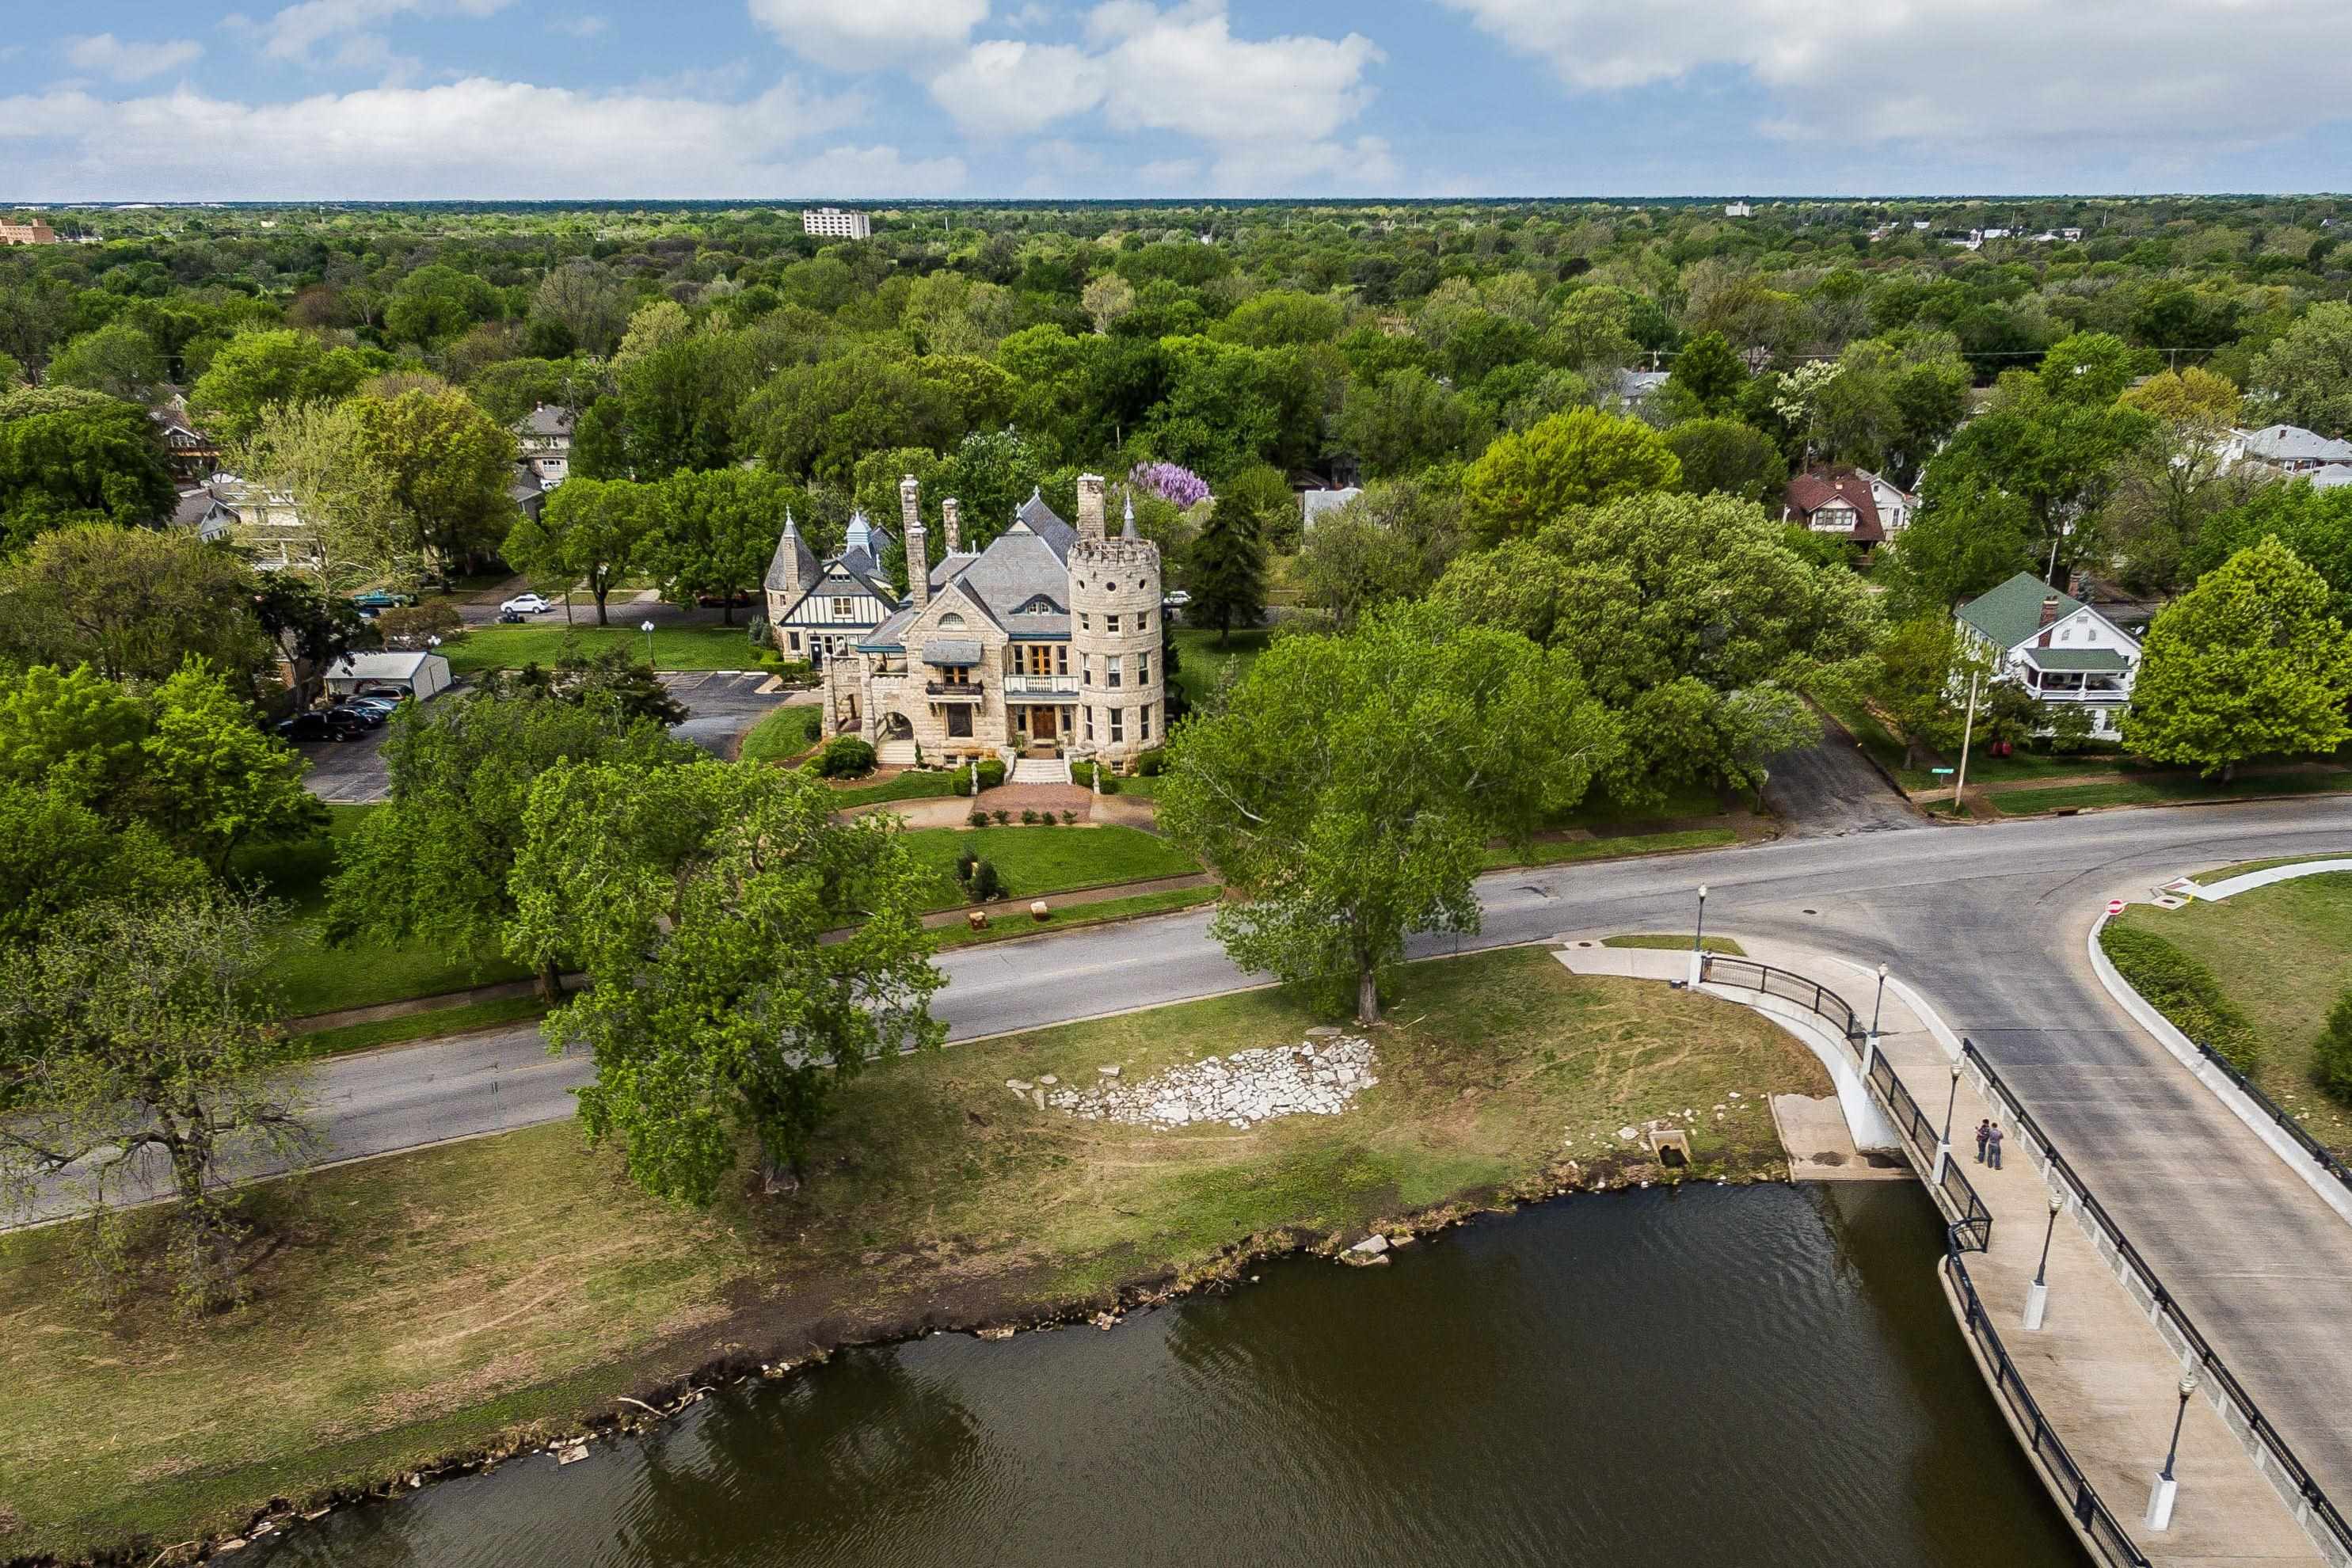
[63,34,205,82]
[0,77,964,201]
[254,0,514,64]
[1438,0,2352,154]
[929,40,1105,137]
[748,0,990,73]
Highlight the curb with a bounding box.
[2087,908,2352,1231]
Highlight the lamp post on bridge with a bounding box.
[2145,1371,2200,1531]
[1863,961,1889,1075]
[1930,1060,1962,1184]
[2024,1191,2062,1330]
[1690,884,1708,987]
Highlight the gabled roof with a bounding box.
[1785,466,1893,542]
[944,524,1069,624]
[517,405,576,439]
[2022,646,2130,674]
[1958,572,2085,650]
[2240,424,2352,464]
[1015,488,1075,561]
[2308,464,2352,491]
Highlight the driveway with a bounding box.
[295,723,393,804]
[1762,713,1921,837]
[665,671,789,756]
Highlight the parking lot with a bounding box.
[293,672,787,802]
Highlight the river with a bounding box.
[253,1182,2084,1567]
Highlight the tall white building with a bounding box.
[801,207,873,240]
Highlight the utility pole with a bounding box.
[1952,672,1981,814]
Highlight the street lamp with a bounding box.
[1931,1060,1962,1184]
[2145,1370,2200,1531]
[1863,961,1890,1074]
[2025,1191,2063,1330]
[640,619,657,672]
[1690,884,1709,986]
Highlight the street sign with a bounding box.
[1931,767,1954,775]
[2106,899,2127,915]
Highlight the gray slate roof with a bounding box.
[518,405,575,439]
[923,639,983,666]
[2308,464,2352,490]
[764,515,819,593]
[1017,489,1076,561]
[1957,572,2083,649]
[2242,424,2352,464]
[1301,486,1361,526]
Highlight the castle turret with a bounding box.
[1069,475,1164,767]
[900,474,930,608]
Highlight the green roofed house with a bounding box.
[1954,572,2142,737]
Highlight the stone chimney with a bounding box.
[1077,473,1106,542]
[2038,594,2061,628]
[901,475,930,608]
[942,497,961,556]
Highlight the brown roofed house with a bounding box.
[1782,465,1917,547]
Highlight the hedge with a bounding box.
[2099,923,2263,1071]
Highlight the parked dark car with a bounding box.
[329,699,388,727]
[276,709,370,744]
[498,607,525,623]
[696,591,750,609]
[350,589,417,611]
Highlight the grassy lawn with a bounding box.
[1984,769,2352,816]
[2196,854,2352,883]
[1483,826,1738,870]
[440,623,757,675]
[0,946,1827,1562]
[1816,692,1907,775]
[933,885,1220,948]
[234,807,528,1019]
[903,824,1199,910]
[739,704,822,763]
[1171,626,1272,706]
[291,993,552,1057]
[2111,873,2352,1159]
[1894,746,2127,793]
[827,768,974,809]
[1603,934,1747,956]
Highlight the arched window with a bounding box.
[937,612,967,630]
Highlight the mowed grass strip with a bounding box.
[1989,768,2352,816]
[1602,934,1747,956]
[738,704,822,763]
[1483,826,1738,870]
[0,947,1828,1562]
[236,805,529,1018]
[440,623,756,675]
[931,885,1219,948]
[900,824,1199,911]
[291,993,552,1057]
[2111,872,2352,1159]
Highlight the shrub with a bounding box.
[1060,809,1077,824]
[955,845,979,884]
[815,735,877,778]
[967,809,990,828]
[2099,923,2263,1070]
[970,858,1005,902]
[976,756,1007,790]
[2046,705,2096,755]
[1133,748,1168,777]
[991,809,1011,826]
[1071,760,1121,795]
[1020,808,1040,824]
[2318,985,2352,1105]
[745,614,770,647]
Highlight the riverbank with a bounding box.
[0,946,1831,1565]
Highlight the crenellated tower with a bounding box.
[1067,474,1165,767]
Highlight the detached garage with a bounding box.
[324,650,453,702]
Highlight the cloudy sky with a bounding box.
[4,0,2350,200]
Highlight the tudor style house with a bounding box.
[1955,572,2142,737]
[1783,466,1916,546]
[794,475,1165,771]
[763,508,899,668]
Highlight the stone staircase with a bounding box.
[1010,756,1071,786]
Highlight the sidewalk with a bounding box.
[1558,933,2324,1568]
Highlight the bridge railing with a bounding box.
[1964,1042,2352,1565]
[2187,1037,2352,1202]
[1947,1248,2152,1567]
[1702,955,1860,1040]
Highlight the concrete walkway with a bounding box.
[1560,935,2327,1568]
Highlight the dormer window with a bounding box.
[1016,595,1058,615]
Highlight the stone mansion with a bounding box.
[764,475,1166,769]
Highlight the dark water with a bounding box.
[256,1184,2084,1567]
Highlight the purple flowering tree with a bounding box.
[1130,461,1212,508]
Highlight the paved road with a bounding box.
[25,799,2352,1503]
[1762,710,1920,837]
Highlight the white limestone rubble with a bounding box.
[1040,1037,1379,1129]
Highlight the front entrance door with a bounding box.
[1031,705,1057,742]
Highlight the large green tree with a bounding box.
[1664,417,1787,505]
[653,468,791,623]
[1188,470,1273,643]
[1293,478,1464,630]
[1460,407,1680,545]
[2123,536,2352,778]
[1918,391,2153,585]
[0,525,271,688]
[1157,606,1617,1023]
[325,682,697,999]
[0,894,308,1314]
[2251,302,2352,438]
[44,324,169,402]
[2188,481,2352,623]
[188,329,386,447]
[505,475,660,625]
[0,389,178,554]
[344,387,518,578]
[508,759,943,1199]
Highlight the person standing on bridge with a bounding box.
[1985,1122,2004,1170]
[1975,1119,1992,1163]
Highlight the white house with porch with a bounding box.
[1954,572,2142,737]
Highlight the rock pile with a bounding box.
[1012,1033,1379,1130]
